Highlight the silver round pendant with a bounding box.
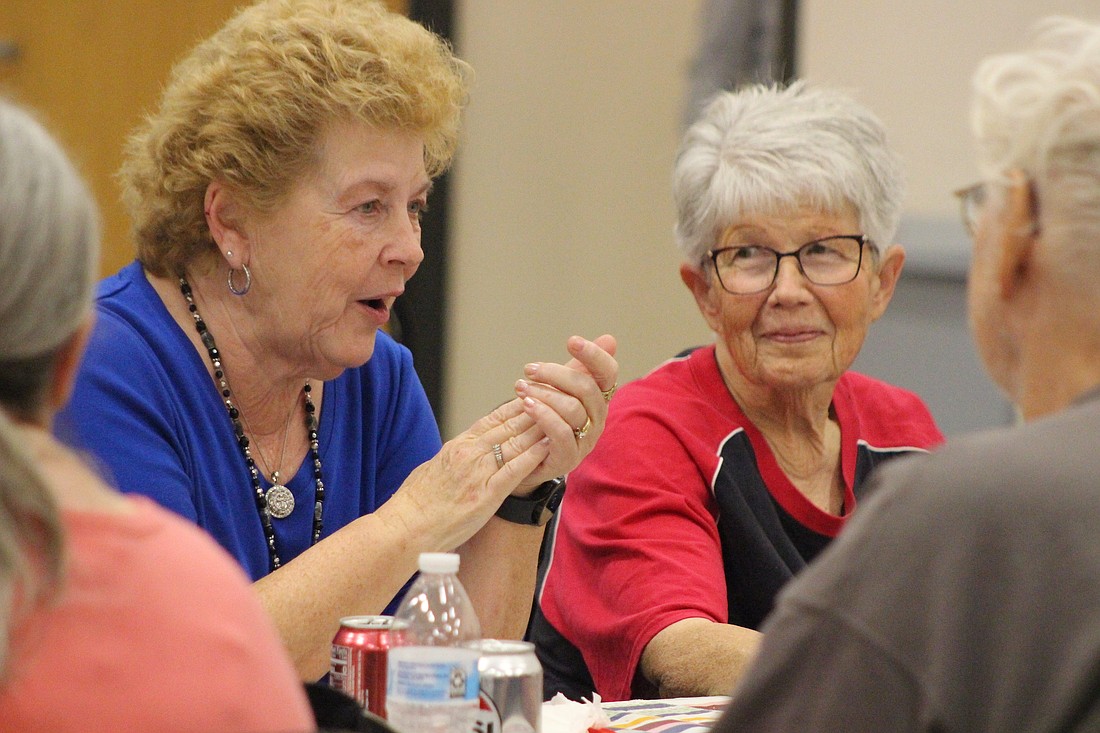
[266,484,295,520]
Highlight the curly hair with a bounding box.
[120,0,470,276]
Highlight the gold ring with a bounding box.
[492,443,505,469]
[573,416,592,441]
[601,383,617,403]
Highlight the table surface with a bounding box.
[593,696,729,732]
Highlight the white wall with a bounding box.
[445,1,1097,439]
[446,1,709,437]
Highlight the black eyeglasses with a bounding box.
[706,235,869,295]
[954,182,987,236]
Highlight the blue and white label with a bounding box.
[387,646,480,703]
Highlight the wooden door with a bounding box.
[0,0,406,278]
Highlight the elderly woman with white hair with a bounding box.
[711,16,1100,732]
[530,81,944,701]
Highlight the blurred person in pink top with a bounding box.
[0,98,315,732]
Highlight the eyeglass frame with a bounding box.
[954,176,1043,239]
[954,182,987,236]
[705,234,871,295]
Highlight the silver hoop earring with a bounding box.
[227,264,251,296]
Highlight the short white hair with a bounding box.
[971,16,1100,291]
[672,81,904,266]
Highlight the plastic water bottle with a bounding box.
[386,552,482,733]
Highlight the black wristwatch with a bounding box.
[494,477,566,526]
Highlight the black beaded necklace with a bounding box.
[179,277,325,571]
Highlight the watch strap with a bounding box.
[494,477,565,526]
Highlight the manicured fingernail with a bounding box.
[524,363,539,378]
[523,396,537,410]
[515,379,529,396]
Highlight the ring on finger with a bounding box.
[601,383,617,403]
[492,443,505,469]
[573,416,592,441]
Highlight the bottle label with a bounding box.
[387,646,480,703]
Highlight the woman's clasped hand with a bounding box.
[380,334,618,556]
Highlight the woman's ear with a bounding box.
[996,169,1040,300]
[868,244,906,321]
[204,181,250,267]
[680,262,723,332]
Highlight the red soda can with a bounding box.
[330,615,407,718]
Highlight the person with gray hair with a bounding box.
[531,81,943,701]
[0,98,314,731]
[712,16,1100,732]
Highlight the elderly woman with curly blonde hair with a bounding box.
[60,0,618,682]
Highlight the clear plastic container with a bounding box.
[386,552,482,733]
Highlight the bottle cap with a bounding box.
[418,552,460,574]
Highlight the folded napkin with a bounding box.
[542,692,613,733]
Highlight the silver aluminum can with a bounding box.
[469,639,542,733]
